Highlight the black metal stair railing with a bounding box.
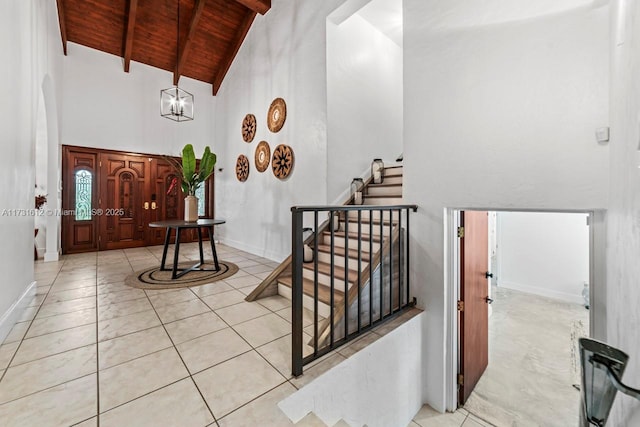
[291,204,418,377]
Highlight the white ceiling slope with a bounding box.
[407,0,608,33]
[357,0,403,46]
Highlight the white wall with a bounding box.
[48,42,216,257]
[60,43,215,157]
[326,9,403,201]
[213,0,343,261]
[607,0,640,424]
[0,0,62,341]
[404,1,609,411]
[279,312,425,427]
[497,212,589,304]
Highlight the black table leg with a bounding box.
[197,227,204,265]
[160,227,171,271]
[209,226,220,271]
[172,228,182,279]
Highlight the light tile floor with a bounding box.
[464,287,588,426]
[0,243,484,427]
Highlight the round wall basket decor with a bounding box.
[236,154,250,182]
[267,98,287,133]
[272,144,294,180]
[242,114,256,143]
[255,141,271,173]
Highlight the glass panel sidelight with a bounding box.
[195,184,205,217]
[75,169,92,221]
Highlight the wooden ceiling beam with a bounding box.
[56,0,68,55]
[123,0,139,73]
[212,9,257,95]
[232,0,270,15]
[174,0,206,85]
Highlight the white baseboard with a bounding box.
[0,281,37,344]
[499,281,583,305]
[44,251,59,262]
[219,238,286,263]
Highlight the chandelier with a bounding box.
[160,0,194,122]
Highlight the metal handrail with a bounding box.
[291,204,418,376]
[291,204,418,212]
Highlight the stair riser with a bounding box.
[278,283,331,318]
[366,186,403,197]
[338,221,393,236]
[384,166,403,173]
[347,210,397,222]
[303,268,355,291]
[314,251,370,269]
[379,175,402,185]
[363,197,404,205]
[322,234,381,252]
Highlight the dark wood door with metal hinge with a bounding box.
[458,210,490,405]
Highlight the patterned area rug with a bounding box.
[125,261,239,290]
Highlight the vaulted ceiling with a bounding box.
[56,0,270,95]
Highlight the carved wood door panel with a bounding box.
[98,153,151,250]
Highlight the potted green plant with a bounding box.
[166,144,216,222]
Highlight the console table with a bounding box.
[149,219,225,279]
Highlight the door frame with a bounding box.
[444,207,606,411]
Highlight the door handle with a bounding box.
[143,202,149,210]
[151,201,157,210]
[485,271,493,278]
[486,297,493,304]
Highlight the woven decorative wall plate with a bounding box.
[267,98,287,133]
[272,144,294,179]
[255,141,271,172]
[235,154,250,182]
[242,114,256,143]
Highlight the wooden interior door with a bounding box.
[62,147,99,254]
[459,210,490,405]
[99,152,151,250]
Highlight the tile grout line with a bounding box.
[89,251,100,427]
[215,380,290,423]
[0,258,67,385]
[123,247,220,426]
[0,371,96,407]
[189,285,297,417]
[16,245,292,424]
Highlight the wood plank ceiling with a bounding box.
[56,0,270,95]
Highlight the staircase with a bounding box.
[247,164,405,336]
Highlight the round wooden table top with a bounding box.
[148,219,226,228]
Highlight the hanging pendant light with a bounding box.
[161,86,194,121]
[161,0,194,122]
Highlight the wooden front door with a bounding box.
[62,147,99,254]
[62,146,214,253]
[98,152,151,250]
[459,210,490,405]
